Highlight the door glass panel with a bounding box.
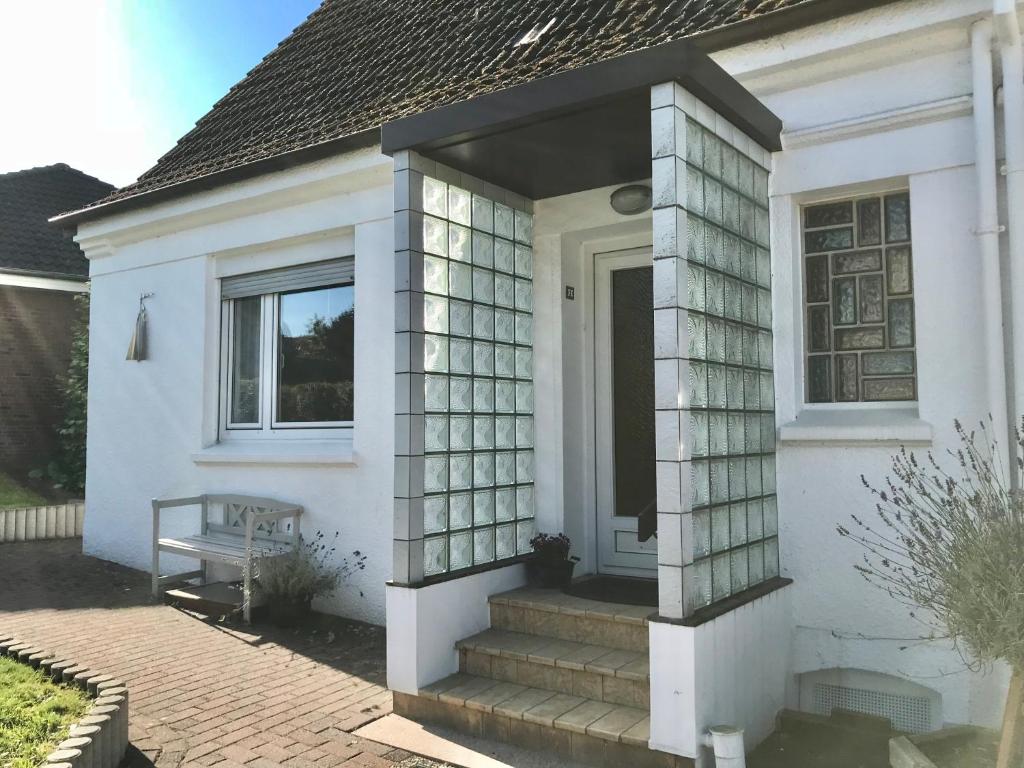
[611,267,656,519]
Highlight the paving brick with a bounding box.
[0,540,419,768]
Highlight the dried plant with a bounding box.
[255,530,366,605]
[838,417,1024,765]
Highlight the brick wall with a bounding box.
[0,285,78,475]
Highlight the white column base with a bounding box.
[649,586,792,760]
[385,563,527,693]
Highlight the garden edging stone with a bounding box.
[0,631,129,768]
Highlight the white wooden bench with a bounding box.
[151,494,303,622]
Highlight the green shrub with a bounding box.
[32,292,88,495]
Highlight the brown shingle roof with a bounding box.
[68,0,877,221]
[0,164,114,278]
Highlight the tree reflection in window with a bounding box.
[277,285,354,423]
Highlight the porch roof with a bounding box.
[380,37,782,201]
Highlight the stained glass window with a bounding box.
[803,192,916,403]
[679,118,778,609]
[420,176,535,577]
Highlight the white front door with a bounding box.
[594,248,658,576]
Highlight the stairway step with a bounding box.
[418,672,650,746]
[460,645,649,708]
[460,628,648,678]
[489,587,652,651]
[493,587,653,624]
[395,689,691,768]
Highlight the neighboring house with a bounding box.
[0,164,113,477]
[56,0,1023,764]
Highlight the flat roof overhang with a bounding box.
[381,37,782,201]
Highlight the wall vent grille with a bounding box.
[813,682,932,733]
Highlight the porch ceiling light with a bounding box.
[609,184,652,215]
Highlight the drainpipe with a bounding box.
[971,18,1012,472]
[994,0,1024,463]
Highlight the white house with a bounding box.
[57,0,1023,764]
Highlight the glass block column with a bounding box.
[651,83,779,619]
[394,151,536,584]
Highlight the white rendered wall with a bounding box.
[649,587,791,761]
[718,0,1017,729]
[74,0,1018,732]
[80,151,396,624]
[385,563,526,692]
[534,187,655,574]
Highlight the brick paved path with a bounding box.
[0,540,432,768]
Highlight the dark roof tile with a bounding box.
[0,164,114,278]
[80,0,826,215]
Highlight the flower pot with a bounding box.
[528,557,576,589]
[266,599,312,627]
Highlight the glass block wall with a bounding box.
[651,83,779,618]
[419,176,536,577]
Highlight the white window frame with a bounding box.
[219,282,355,441]
[223,296,265,431]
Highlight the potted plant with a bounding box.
[253,530,365,626]
[839,418,1024,768]
[528,532,580,589]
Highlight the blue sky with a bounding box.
[0,0,320,187]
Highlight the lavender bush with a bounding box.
[839,418,1024,766]
[255,530,366,606]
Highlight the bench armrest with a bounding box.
[153,496,209,542]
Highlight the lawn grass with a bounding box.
[0,474,46,508]
[0,656,91,768]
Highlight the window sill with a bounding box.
[191,440,357,467]
[777,408,933,446]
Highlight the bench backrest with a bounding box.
[206,498,299,544]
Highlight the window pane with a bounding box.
[230,296,261,424]
[277,285,354,423]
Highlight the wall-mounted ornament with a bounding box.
[126,292,154,361]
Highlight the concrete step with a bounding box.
[458,628,649,708]
[163,581,242,617]
[394,673,691,768]
[489,587,652,652]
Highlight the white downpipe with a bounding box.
[994,0,1024,449]
[971,19,1012,468]
[702,725,745,768]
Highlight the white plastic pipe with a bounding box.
[971,19,1012,469]
[702,725,746,768]
[994,0,1024,448]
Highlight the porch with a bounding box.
[387,35,791,765]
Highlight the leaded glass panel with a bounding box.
[422,176,534,576]
[803,192,916,403]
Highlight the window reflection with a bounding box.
[277,285,354,423]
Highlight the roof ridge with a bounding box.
[0,163,115,189]
[59,0,896,225]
